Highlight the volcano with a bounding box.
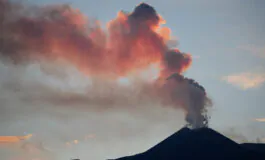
[109,127,265,160]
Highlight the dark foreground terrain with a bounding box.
[109,127,265,160]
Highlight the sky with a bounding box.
[0,0,265,159]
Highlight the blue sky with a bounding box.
[28,0,265,128]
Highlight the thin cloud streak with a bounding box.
[237,45,265,58]
[255,118,265,122]
[222,72,265,90]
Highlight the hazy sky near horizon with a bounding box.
[0,0,265,159]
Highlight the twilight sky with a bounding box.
[0,0,265,159]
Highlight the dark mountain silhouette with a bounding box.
[241,143,265,154]
[109,127,265,160]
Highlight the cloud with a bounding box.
[237,45,265,58]
[255,118,265,122]
[222,72,265,90]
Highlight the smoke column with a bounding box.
[0,0,212,128]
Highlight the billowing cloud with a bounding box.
[222,72,265,90]
[0,0,213,129]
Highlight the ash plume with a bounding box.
[0,1,212,128]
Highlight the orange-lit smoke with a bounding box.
[0,0,211,128]
[0,1,191,79]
